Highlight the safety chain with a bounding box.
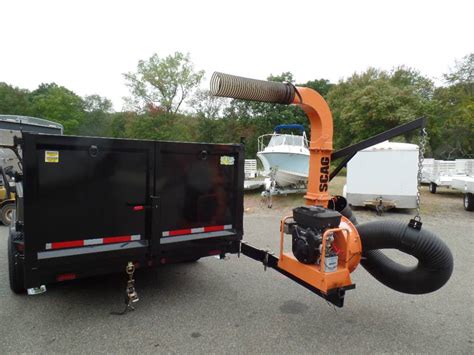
[409,127,428,230]
[111,262,139,315]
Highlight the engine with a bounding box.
[291,206,342,269]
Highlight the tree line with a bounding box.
[1,52,472,159]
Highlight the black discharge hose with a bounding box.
[328,196,358,225]
[329,196,453,294]
[356,220,453,294]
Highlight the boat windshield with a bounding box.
[268,134,305,147]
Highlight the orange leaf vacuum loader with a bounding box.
[210,72,453,307]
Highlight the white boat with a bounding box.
[256,124,309,187]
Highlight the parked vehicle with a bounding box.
[0,115,63,135]
[1,115,63,225]
[0,166,15,225]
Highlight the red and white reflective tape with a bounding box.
[162,225,232,237]
[45,234,141,250]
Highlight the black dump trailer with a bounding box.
[9,133,244,293]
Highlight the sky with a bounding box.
[1,0,473,110]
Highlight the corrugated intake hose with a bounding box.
[210,72,296,104]
[356,220,453,294]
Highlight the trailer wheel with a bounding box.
[464,193,474,211]
[8,229,25,294]
[429,182,437,194]
[1,203,15,226]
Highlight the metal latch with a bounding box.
[111,262,139,315]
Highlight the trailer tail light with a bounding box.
[15,243,25,253]
[133,205,144,211]
[56,273,77,282]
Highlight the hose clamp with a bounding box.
[401,225,420,251]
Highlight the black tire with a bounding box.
[464,193,474,211]
[8,229,25,294]
[1,203,15,226]
[429,182,437,194]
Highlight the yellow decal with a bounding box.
[45,150,59,163]
[220,156,235,166]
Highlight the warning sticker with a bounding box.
[45,151,59,163]
[220,156,235,166]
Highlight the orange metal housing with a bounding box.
[278,216,362,293]
[292,87,334,207]
[276,87,362,293]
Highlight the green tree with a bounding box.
[327,67,435,149]
[29,83,85,134]
[0,83,31,116]
[78,95,114,137]
[431,54,473,158]
[108,112,130,138]
[444,53,473,91]
[123,52,204,114]
[83,94,113,113]
[188,89,228,119]
[300,78,334,98]
[123,112,199,142]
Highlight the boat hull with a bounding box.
[257,151,309,187]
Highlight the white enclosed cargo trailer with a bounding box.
[344,141,419,209]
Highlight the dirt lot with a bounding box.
[0,177,472,354]
[244,176,469,218]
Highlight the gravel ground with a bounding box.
[0,183,472,354]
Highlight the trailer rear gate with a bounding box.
[18,133,244,288]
